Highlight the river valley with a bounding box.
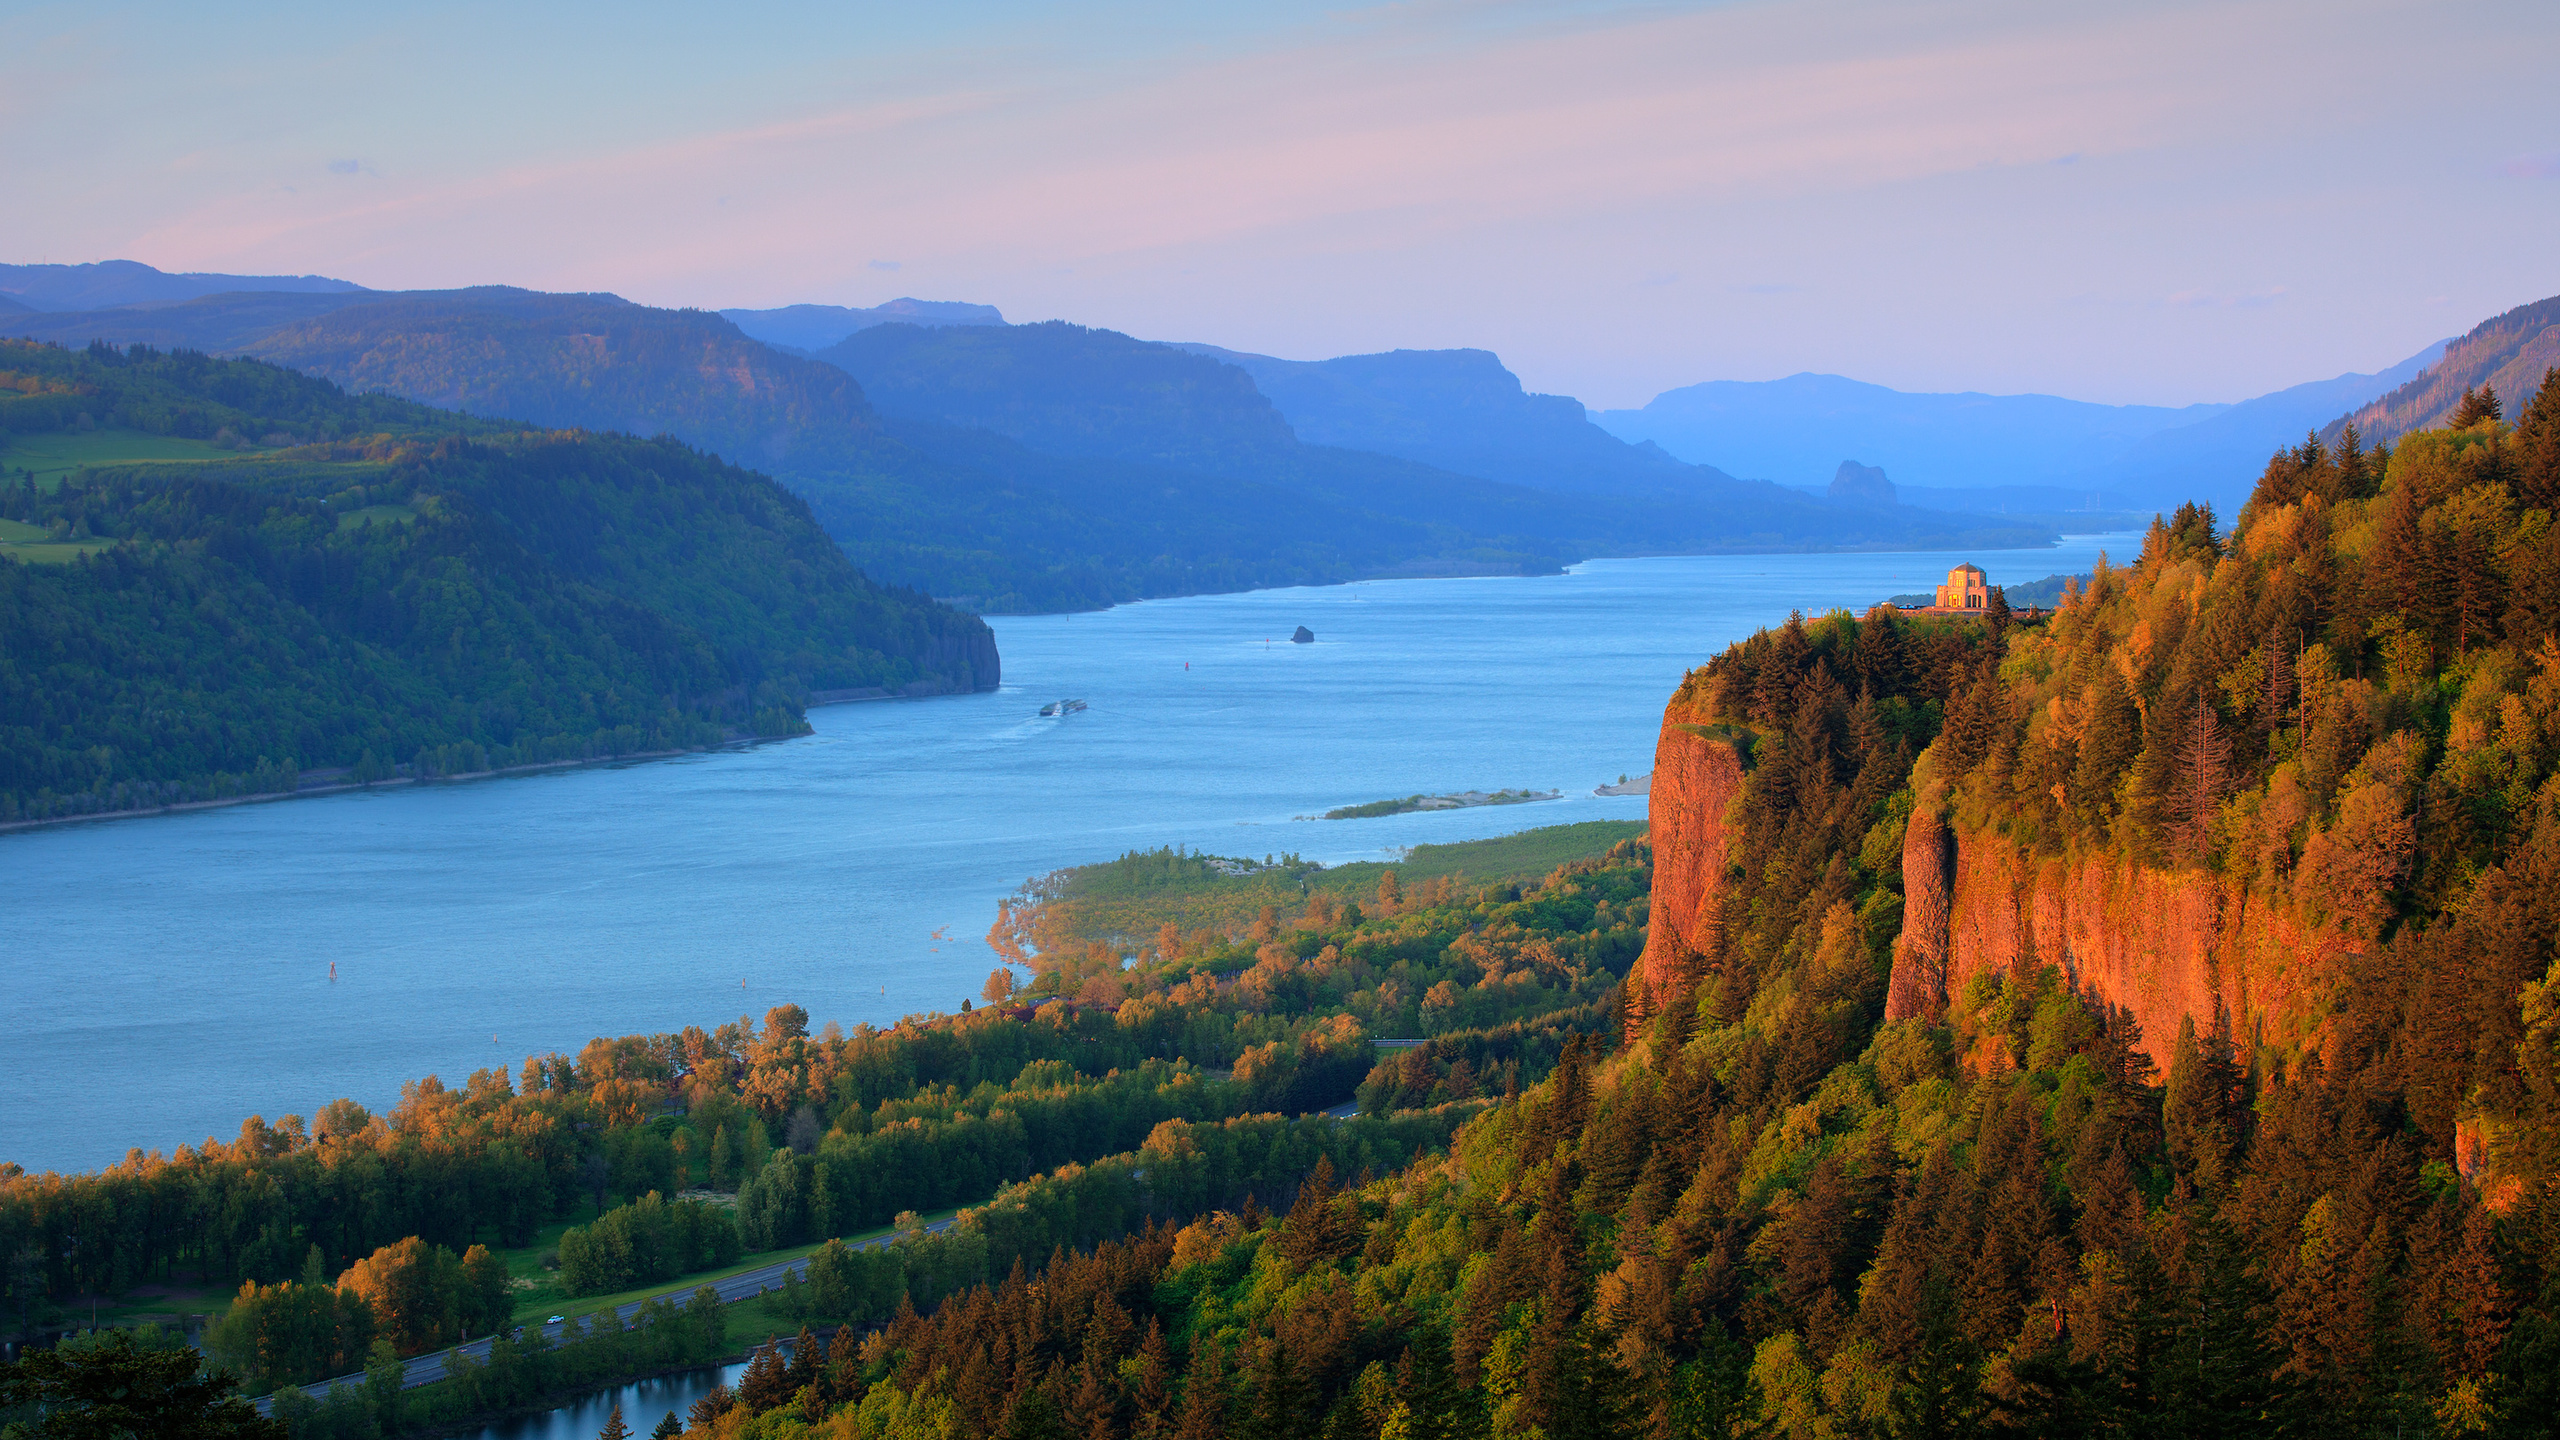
[2,538,2127,1176]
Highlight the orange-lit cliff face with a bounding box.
[1628,681,2385,1065]
[1625,702,1746,1032]
[1879,798,2366,1069]
[1629,696,2376,1072]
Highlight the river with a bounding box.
[1,538,2127,1176]
[461,1357,747,1440]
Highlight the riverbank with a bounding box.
[0,749,697,836]
[0,688,1014,837]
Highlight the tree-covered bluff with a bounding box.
[0,340,996,824]
[1591,373,2560,1433]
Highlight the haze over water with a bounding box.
[3,539,2124,1176]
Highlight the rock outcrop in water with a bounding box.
[1291,626,1315,643]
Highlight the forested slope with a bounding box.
[0,340,995,824]
[1598,370,2560,1434]
[2330,296,2560,444]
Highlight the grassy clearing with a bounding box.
[0,516,112,563]
[0,428,254,489]
[335,503,417,530]
[1053,819,1647,945]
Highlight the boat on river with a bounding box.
[1037,699,1088,717]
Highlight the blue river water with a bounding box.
[1,538,2126,1177]
[464,1357,747,1440]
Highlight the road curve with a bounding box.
[257,1103,1374,1414]
[257,1217,956,1415]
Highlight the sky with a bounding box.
[2,0,2554,410]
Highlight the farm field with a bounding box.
[1,427,263,488]
[0,514,110,562]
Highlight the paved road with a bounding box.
[258,1104,1371,1414]
[258,1217,955,1414]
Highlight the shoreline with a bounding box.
[0,750,700,837]
[0,686,998,838]
[968,533,2132,618]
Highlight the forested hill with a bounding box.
[1599,367,2560,1432]
[2329,294,2560,444]
[0,340,997,825]
[247,289,890,476]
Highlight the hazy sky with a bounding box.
[3,0,2554,408]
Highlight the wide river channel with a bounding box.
[2,537,2126,1176]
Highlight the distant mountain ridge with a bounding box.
[4,261,2051,610]
[721,298,1006,353]
[1169,343,1724,495]
[2083,340,2447,502]
[829,322,1296,470]
[246,288,886,474]
[0,259,368,312]
[1594,372,2223,490]
[814,321,2052,567]
[1595,343,2446,515]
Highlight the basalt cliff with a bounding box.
[1630,382,2560,1207]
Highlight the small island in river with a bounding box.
[1313,787,1562,820]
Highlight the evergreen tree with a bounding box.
[2259,632,2296,736]
[2163,690,2232,860]
[0,1332,281,1439]
[2070,670,2140,823]
[737,1340,792,1413]
[1133,1320,1175,1438]
[2516,367,2560,512]
[1855,605,1908,695]
[597,1403,630,1440]
[1243,1337,1314,1440]
[2331,423,2369,503]
[686,1385,736,1430]
[1176,1333,1229,1440]
[2451,385,2503,427]
[1275,1156,1355,1270]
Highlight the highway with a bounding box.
[257,1101,1368,1414]
[256,1215,956,1414]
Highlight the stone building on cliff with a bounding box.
[1934,562,1990,610]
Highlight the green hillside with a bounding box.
[0,340,996,825]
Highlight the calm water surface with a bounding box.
[460,1357,747,1440]
[3,539,2125,1175]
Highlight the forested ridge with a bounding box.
[0,339,995,824]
